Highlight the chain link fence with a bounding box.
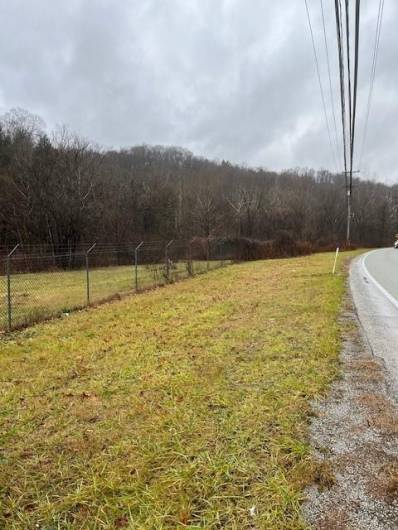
[0,238,235,332]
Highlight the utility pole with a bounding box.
[346,188,352,245]
[344,170,360,246]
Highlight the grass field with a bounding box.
[0,260,223,331]
[0,252,356,529]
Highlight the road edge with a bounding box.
[302,262,398,529]
[360,250,398,311]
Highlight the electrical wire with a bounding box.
[350,0,361,191]
[345,0,353,150]
[359,0,385,169]
[334,0,349,186]
[320,0,341,170]
[304,0,339,172]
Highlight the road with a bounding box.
[363,248,398,306]
[351,248,398,392]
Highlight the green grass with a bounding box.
[0,252,358,529]
[0,260,224,330]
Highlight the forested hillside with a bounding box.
[0,108,395,253]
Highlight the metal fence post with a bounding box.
[85,243,96,305]
[165,240,174,282]
[6,244,19,332]
[134,241,144,291]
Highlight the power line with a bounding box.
[304,0,339,172]
[350,0,361,189]
[334,0,349,185]
[319,0,341,169]
[335,0,362,244]
[343,0,361,244]
[345,0,353,152]
[359,0,385,169]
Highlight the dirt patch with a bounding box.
[372,463,398,502]
[302,302,398,529]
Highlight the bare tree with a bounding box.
[0,107,396,252]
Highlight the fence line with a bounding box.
[0,238,235,332]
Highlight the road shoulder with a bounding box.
[303,259,398,529]
[351,251,398,393]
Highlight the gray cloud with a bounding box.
[0,0,396,181]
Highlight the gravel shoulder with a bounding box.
[303,257,398,529]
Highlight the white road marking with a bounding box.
[361,250,398,311]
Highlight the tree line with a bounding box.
[0,108,396,255]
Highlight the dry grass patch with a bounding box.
[357,393,398,435]
[0,252,358,529]
[362,454,398,505]
[311,461,336,491]
[312,511,352,530]
[375,463,398,500]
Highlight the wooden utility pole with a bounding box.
[346,188,352,244]
[344,170,360,245]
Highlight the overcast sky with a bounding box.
[0,0,396,181]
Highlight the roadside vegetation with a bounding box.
[1,109,394,254]
[0,252,357,529]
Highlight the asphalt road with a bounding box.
[351,248,398,393]
[363,248,398,305]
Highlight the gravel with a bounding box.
[302,257,398,529]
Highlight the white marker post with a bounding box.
[332,247,340,275]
